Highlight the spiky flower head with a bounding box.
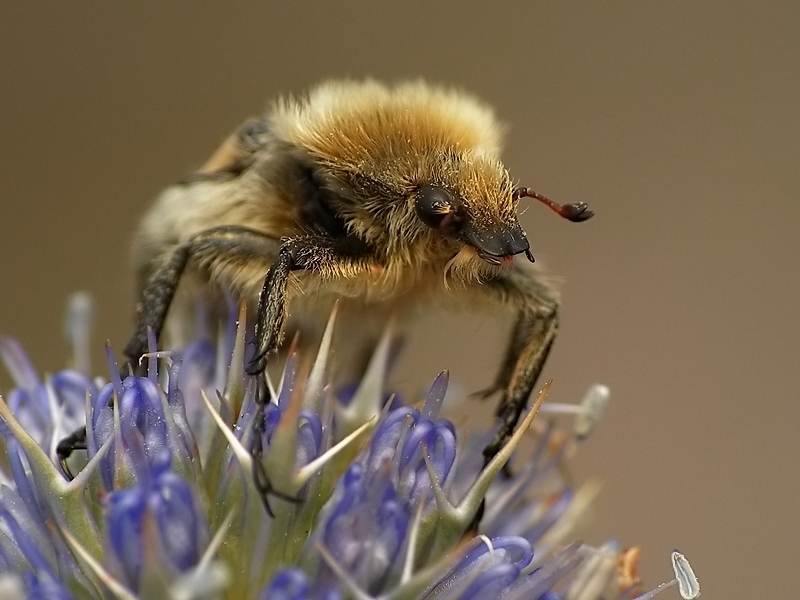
[0,294,699,599]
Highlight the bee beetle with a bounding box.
[58,80,593,510]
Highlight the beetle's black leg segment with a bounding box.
[247,245,297,377]
[124,244,191,377]
[56,426,87,478]
[247,236,356,377]
[246,244,297,516]
[244,236,369,514]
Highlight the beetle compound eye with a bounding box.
[415,185,464,235]
[415,185,452,227]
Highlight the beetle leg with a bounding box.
[463,268,559,533]
[245,236,372,515]
[484,311,558,462]
[56,226,280,476]
[125,225,282,371]
[469,267,560,465]
[56,426,87,478]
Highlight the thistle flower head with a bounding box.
[0,295,699,599]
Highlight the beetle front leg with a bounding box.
[246,236,347,376]
[245,236,372,515]
[483,310,558,463]
[474,269,560,465]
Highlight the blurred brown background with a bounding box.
[1,2,797,597]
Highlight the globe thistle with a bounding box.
[0,294,699,599]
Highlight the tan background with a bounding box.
[1,2,797,597]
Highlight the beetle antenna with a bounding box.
[513,187,595,222]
